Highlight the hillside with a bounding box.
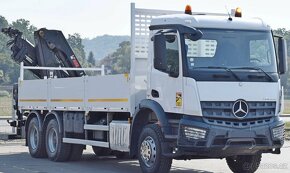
[83,35,130,60]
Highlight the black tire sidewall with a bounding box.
[44,117,72,162]
[45,119,59,160]
[138,124,163,173]
[226,154,262,173]
[27,117,45,157]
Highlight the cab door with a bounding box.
[149,31,184,114]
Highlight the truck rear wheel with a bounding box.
[226,154,262,173]
[27,117,47,158]
[138,124,172,173]
[45,118,71,161]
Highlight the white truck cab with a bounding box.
[130,4,287,173]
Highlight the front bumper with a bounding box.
[175,116,285,158]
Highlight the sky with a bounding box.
[1,0,289,39]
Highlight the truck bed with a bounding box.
[18,74,131,113]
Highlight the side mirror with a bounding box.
[278,37,288,75]
[153,34,167,72]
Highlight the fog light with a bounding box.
[183,126,207,140]
[272,125,285,140]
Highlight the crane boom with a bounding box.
[1,27,85,78]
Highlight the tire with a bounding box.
[45,118,71,162]
[226,154,262,173]
[138,124,172,173]
[92,146,111,156]
[27,117,47,158]
[69,144,84,161]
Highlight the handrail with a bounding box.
[20,62,105,80]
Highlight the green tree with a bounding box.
[67,33,88,67]
[0,16,9,54]
[87,51,95,66]
[0,53,19,84]
[275,28,290,38]
[0,16,21,85]
[0,16,8,28]
[11,19,37,43]
[99,41,130,74]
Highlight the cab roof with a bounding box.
[150,14,271,31]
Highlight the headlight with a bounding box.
[183,126,207,140]
[272,125,285,140]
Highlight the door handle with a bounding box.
[151,89,159,98]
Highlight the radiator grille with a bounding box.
[201,101,276,128]
[201,101,276,119]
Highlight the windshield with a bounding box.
[183,29,278,82]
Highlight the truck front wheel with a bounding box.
[27,117,46,158]
[45,118,71,161]
[138,124,172,173]
[226,154,262,173]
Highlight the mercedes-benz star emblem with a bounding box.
[232,100,249,119]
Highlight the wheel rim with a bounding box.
[29,125,38,150]
[48,127,58,153]
[140,136,157,167]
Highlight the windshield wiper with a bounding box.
[193,66,241,81]
[231,67,274,82]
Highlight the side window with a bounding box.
[249,40,272,66]
[165,35,179,77]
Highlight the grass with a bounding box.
[285,122,290,129]
[283,100,290,114]
[285,122,290,140]
[0,96,13,117]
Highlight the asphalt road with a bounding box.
[0,140,289,173]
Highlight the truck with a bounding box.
[1,3,287,173]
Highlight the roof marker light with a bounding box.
[235,7,242,17]
[185,5,192,15]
